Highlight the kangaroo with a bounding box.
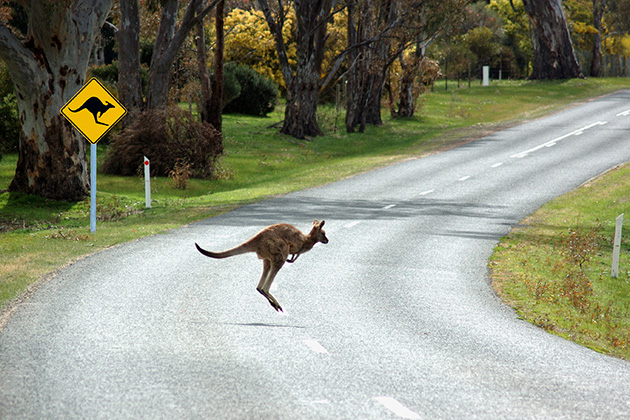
[195,220,329,312]
[69,97,115,126]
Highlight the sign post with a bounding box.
[90,144,97,232]
[61,78,127,232]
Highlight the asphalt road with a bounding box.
[2,91,630,419]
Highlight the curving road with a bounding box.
[2,91,630,419]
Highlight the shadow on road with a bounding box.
[194,195,514,228]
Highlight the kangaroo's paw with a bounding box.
[257,287,283,312]
[269,299,283,312]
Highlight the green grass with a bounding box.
[2,77,630,314]
[491,163,630,360]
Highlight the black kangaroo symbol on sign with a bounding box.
[69,97,115,126]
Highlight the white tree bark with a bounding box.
[0,1,114,200]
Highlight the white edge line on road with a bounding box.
[344,221,360,228]
[374,397,421,419]
[458,175,471,181]
[382,204,396,210]
[303,339,328,354]
[491,162,503,168]
[419,189,434,195]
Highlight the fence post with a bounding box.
[612,213,624,278]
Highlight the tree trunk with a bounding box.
[397,42,424,118]
[196,19,212,124]
[521,0,584,80]
[145,0,178,109]
[397,56,416,118]
[345,0,396,132]
[0,1,114,201]
[117,0,144,124]
[258,0,332,139]
[345,0,360,132]
[145,0,221,110]
[590,0,605,77]
[208,0,224,131]
[283,67,322,138]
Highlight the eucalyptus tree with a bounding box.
[0,1,114,200]
[257,0,338,139]
[117,0,222,113]
[514,0,584,79]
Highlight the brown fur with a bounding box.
[195,220,328,312]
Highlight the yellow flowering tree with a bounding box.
[223,7,296,91]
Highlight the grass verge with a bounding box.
[490,163,630,360]
[2,78,630,315]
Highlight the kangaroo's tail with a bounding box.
[195,242,252,259]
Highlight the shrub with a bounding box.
[0,62,19,154]
[169,158,191,190]
[102,107,223,179]
[220,68,242,108]
[222,63,278,116]
[0,93,19,154]
[89,62,118,84]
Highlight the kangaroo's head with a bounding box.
[310,220,328,244]
[105,101,115,110]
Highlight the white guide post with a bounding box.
[612,213,624,278]
[482,66,490,86]
[144,156,151,209]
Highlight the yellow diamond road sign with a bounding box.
[61,77,127,144]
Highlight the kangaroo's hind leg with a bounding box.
[260,254,286,312]
[256,259,283,312]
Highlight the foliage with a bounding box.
[89,61,119,84]
[432,0,528,80]
[0,62,18,154]
[220,67,242,108]
[102,106,223,178]
[0,94,19,153]
[169,158,191,190]
[87,61,150,96]
[386,55,440,116]
[489,0,532,77]
[222,63,278,117]
[223,7,296,91]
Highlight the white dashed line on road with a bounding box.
[374,396,421,419]
[303,339,328,354]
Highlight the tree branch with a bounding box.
[0,22,39,87]
[257,0,294,86]
[509,0,517,12]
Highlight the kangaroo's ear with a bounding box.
[319,220,325,228]
[313,219,319,226]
